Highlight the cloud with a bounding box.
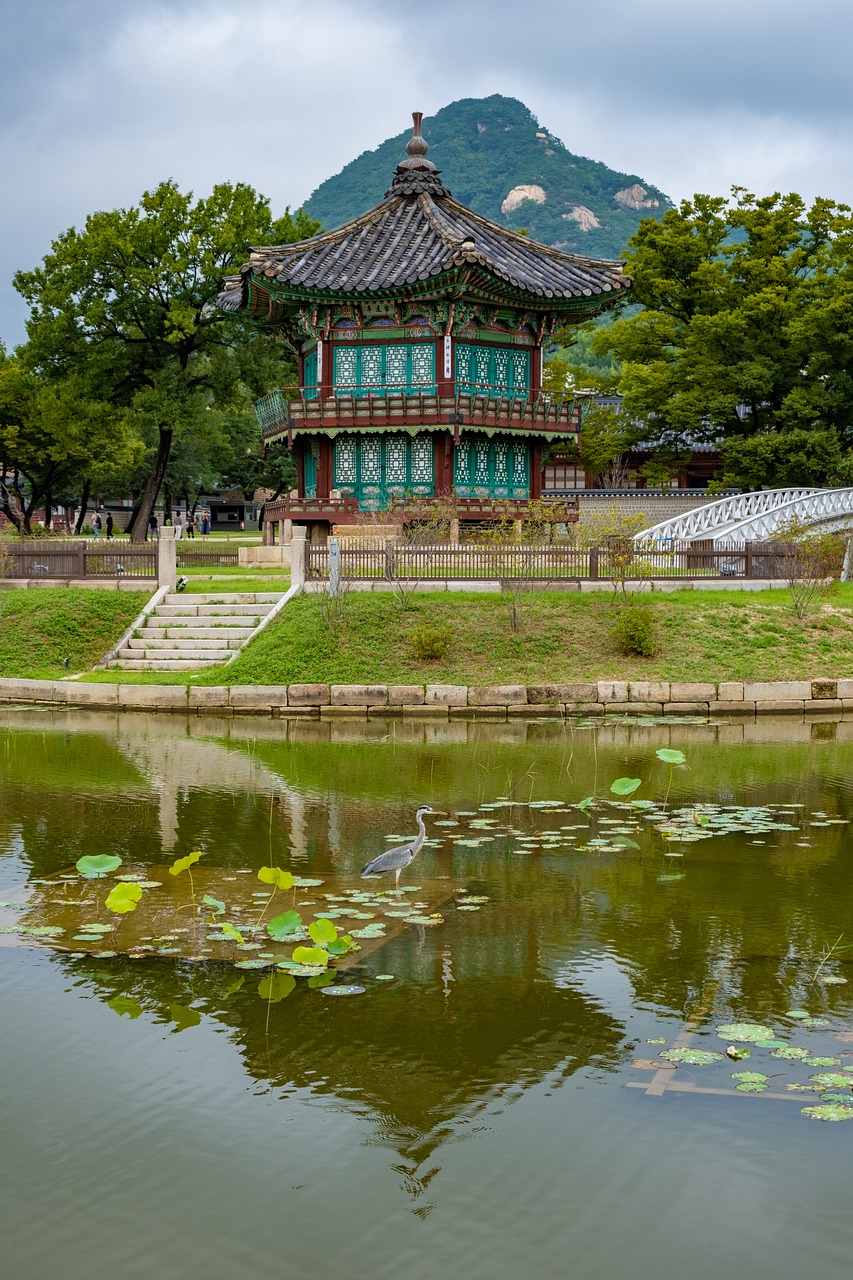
[2,0,851,346]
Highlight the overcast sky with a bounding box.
[2,0,851,347]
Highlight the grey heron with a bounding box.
[360,806,444,886]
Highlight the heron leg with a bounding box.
[395,867,401,888]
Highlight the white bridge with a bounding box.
[636,488,853,545]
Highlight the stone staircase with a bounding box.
[110,591,285,670]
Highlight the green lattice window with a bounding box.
[303,442,317,498]
[303,350,318,400]
[454,435,529,498]
[333,434,435,509]
[332,344,435,396]
[455,344,529,398]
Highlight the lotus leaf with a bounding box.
[819,975,848,985]
[105,882,142,915]
[234,959,270,969]
[577,797,594,812]
[258,866,295,892]
[321,985,365,996]
[716,1023,775,1042]
[806,1057,842,1067]
[754,1039,788,1049]
[802,1018,832,1028]
[610,778,642,797]
[736,1081,767,1092]
[292,945,329,968]
[732,1071,768,1083]
[202,895,225,916]
[660,1047,724,1065]
[221,922,245,945]
[309,918,337,946]
[375,975,395,981]
[801,1103,853,1121]
[258,973,296,1003]
[169,851,203,877]
[76,854,123,879]
[267,910,303,940]
[771,1046,811,1060]
[785,1009,811,1019]
[809,1073,853,1089]
[656,748,686,765]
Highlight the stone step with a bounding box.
[117,648,232,663]
[164,592,284,605]
[112,658,223,671]
[146,620,257,635]
[156,603,274,618]
[125,636,235,651]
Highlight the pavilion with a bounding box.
[219,114,631,540]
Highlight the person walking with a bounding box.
[149,512,159,540]
[92,511,102,539]
[201,510,210,539]
[105,512,114,540]
[186,510,195,539]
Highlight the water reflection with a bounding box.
[3,708,853,1213]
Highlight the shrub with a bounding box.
[411,623,453,661]
[611,604,657,657]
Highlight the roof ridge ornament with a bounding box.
[386,111,452,199]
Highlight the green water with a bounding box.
[2,709,853,1279]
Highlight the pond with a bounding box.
[2,708,853,1279]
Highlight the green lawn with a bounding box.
[56,583,853,687]
[0,589,149,678]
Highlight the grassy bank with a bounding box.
[63,585,853,686]
[0,589,149,679]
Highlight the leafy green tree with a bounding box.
[15,182,319,541]
[0,346,142,533]
[715,428,842,491]
[596,190,853,480]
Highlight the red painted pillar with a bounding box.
[317,437,333,499]
[530,440,543,499]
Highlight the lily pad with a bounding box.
[660,1047,724,1065]
[732,1071,769,1084]
[321,985,365,996]
[801,1103,853,1121]
[771,1046,811,1060]
[76,854,123,879]
[656,748,686,765]
[785,1009,811,1020]
[716,1023,774,1043]
[806,1057,842,1067]
[809,1073,853,1089]
[610,778,642,797]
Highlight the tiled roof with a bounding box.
[220,115,630,311]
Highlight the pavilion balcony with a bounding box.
[254,385,585,442]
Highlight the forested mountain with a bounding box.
[303,95,671,260]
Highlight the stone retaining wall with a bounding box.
[1,678,852,718]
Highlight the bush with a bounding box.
[611,604,657,657]
[411,623,453,661]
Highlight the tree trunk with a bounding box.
[43,486,53,534]
[74,479,91,535]
[0,470,26,535]
[163,484,173,526]
[127,426,173,543]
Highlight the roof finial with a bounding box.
[406,111,429,160]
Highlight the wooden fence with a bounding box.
[305,539,790,583]
[0,541,156,579]
[176,547,240,568]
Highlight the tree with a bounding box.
[596,190,853,481]
[15,183,319,541]
[0,346,142,533]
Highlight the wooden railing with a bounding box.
[304,539,791,582]
[176,547,240,567]
[0,541,156,579]
[254,385,585,439]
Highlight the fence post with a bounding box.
[77,541,87,579]
[158,525,177,590]
[291,526,307,588]
[589,546,599,580]
[745,541,754,579]
[328,536,341,597]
